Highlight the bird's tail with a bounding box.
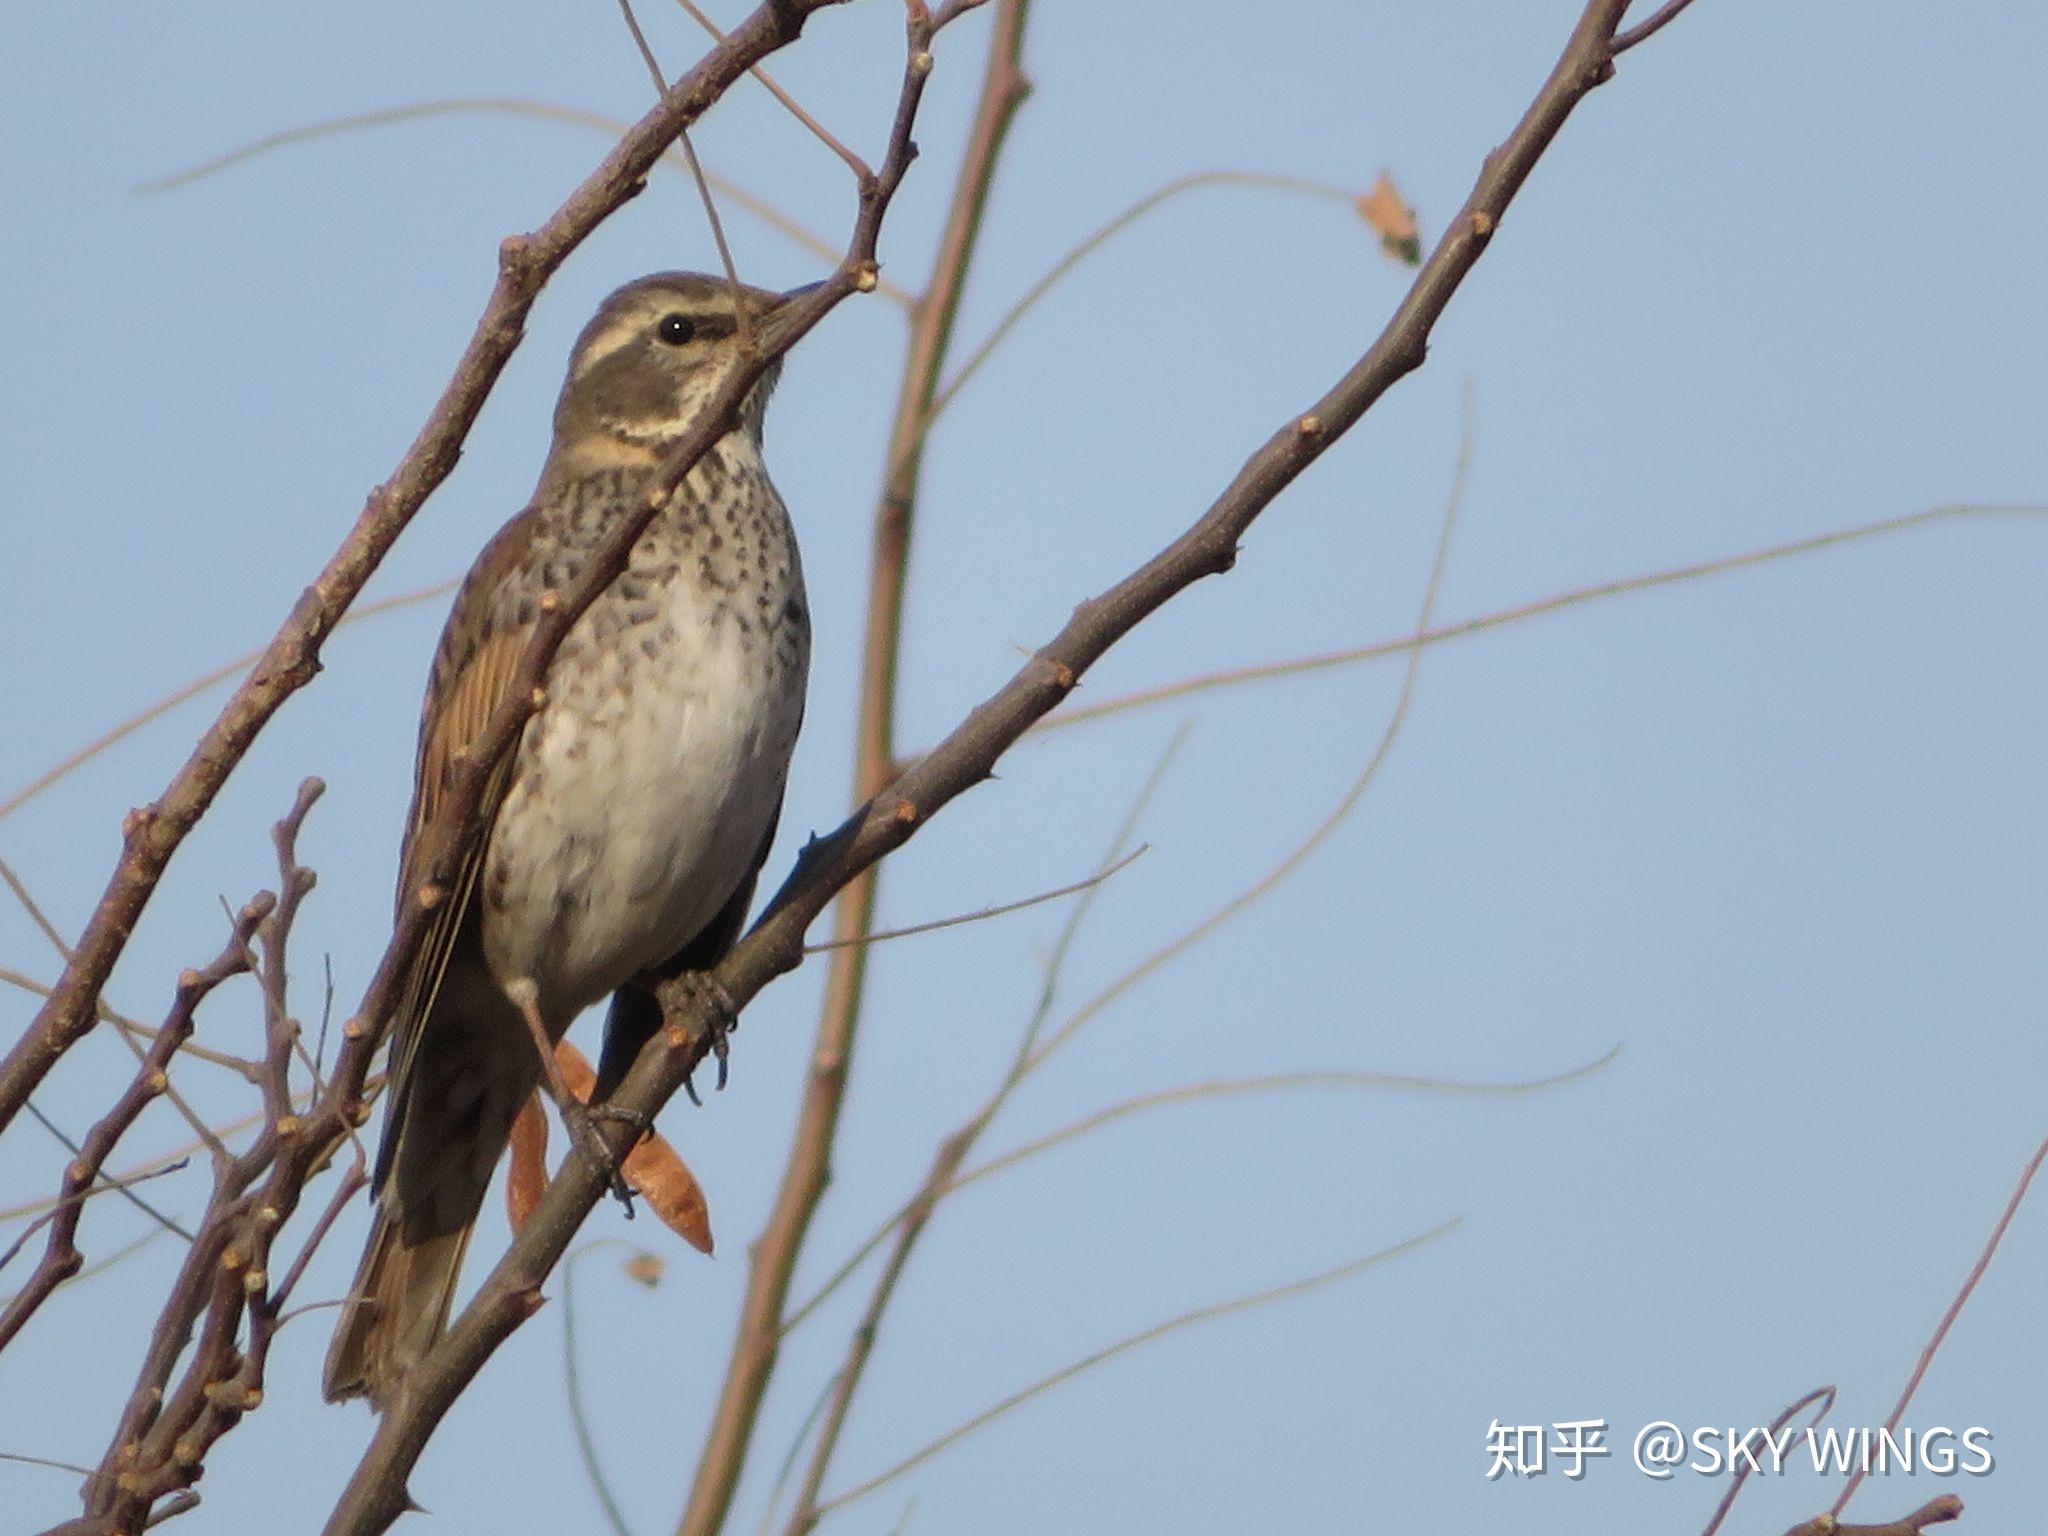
[322,1208,473,1411]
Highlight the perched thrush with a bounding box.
[324,272,813,1410]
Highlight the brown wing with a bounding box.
[377,511,540,1183]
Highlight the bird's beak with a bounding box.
[758,280,828,354]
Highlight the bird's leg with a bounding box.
[650,970,739,1107]
[505,977,636,1212]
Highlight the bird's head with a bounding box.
[549,271,816,463]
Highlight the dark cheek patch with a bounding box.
[588,342,700,426]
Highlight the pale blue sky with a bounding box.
[2,3,2043,1533]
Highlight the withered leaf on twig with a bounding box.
[501,1039,715,1254]
[506,1092,549,1233]
[1357,171,1422,266]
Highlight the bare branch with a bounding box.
[783,1052,1612,1342]
[779,733,1183,1338]
[1787,1496,1963,1536]
[959,1054,1621,1191]
[613,0,751,339]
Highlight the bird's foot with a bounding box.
[560,1099,638,1216]
[656,971,739,1107]
[507,974,640,1215]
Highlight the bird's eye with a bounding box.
[657,312,697,345]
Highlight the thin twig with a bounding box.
[784,1050,1612,1340]
[671,0,871,180]
[19,1100,195,1245]
[0,966,257,1079]
[0,580,455,827]
[0,894,272,1352]
[930,170,1363,423]
[1,1228,168,1309]
[1697,1384,1836,1536]
[775,734,1181,1334]
[0,1099,298,1225]
[1034,503,2048,736]
[1831,1129,2048,1518]
[799,845,1146,954]
[809,1223,1459,1520]
[0,1450,102,1478]
[563,1243,641,1536]
[138,102,911,305]
[613,0,751,339]
[753,1369,845,1536]
[0,853,73,960]
[1022,388,1470,1083]
[962,1054,1620,1190]
[0,1160,190,1275]
[1613,0,1705,53]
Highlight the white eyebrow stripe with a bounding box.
[570,313,648,378]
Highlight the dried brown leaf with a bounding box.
[506,1092,549,1234]
[622,1250,666,1288]
[1357,171,1422,266]
[555,1038,714,1255]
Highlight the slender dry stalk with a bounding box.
[676,10,1036,1535]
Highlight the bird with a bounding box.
[323,271,814,1411]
